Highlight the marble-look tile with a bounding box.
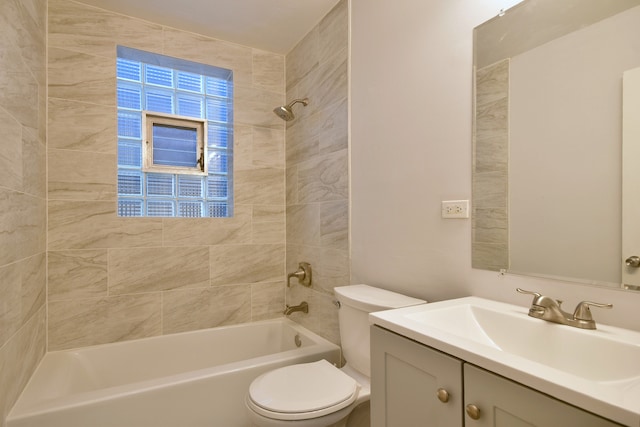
[287,285,340,345]
[48,294,162,350]
[48,47,115,106]
[472,242,509,272]
[472,171,508,209]
[234,85,286,128]
[253,221,285,244]
[210,243,285,286]
[235,168,285,205]
[298,54,347,118]
[0,107,23,192]
[162,205,252,246]
[0,190,46,265]
[162,27,252,87]
[285,114,320,166]
[475,59,509,107]
[48,149,117,201]
[297,149,348,203]
[232,124,253,171]
[252,50,284,93]
[48,200,162,250]
[318,0,349,65]
[287,27,319,91]
[475,131,508,174]
[48,0,164,59]
[320,200,349,250]
[251,281,285,321]
[162,285,251,334]
[109,246,210,295]
[473,207,508,245]
[22,127,46,199]
[286,165,299,205]
[48,98,116,153]
[0,254,45,347]
[252,126,285,169]
[0,307,45,424]
[286,244,349,296]
[475,96,508,134]
[0,34,38,129]
[253,205,285,223]
[48,249,108,301]
[286,204,320,246]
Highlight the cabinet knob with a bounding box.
[436,388,449,403]
[466,404,481,420]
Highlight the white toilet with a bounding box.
[245,284,426,427]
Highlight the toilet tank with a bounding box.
[334,285,426,377]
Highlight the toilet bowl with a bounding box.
[245,285,426,426]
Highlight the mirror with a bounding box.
[472,0,640,289]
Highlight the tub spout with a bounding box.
[284,301,309,315]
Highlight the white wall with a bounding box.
[349,0,640,331]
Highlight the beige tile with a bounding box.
[22,127,46,198]
[162,285,251,334]
[320,200,349,250]
[0,35,38,128]
[285,115,320,166]
[162,27,252,87]
[300,55,348,118]
[48,200,162,250]
[48,47,115,105]
[286,244,349,296]
[0,107,23,192]
[318,0,349,65]
[472,242,509,272]
[20,252,46,324]
[234,85,286,128]
[318,97,348,155]
[472,171,508,209]
[252,50,284,93]
[286,27,319,91]
[253,221,285,244]
[475,59,509,107]
[48,98,116,153]
[0,307,45,423]
[253,205,285,223]
[474,131,508,174]
[48,294,162,350]
[252,126,285,169]
[0,189,46,265]
[286,165,298,205]
[48,250,108,301]
[475,96,508,135]
[286,204,320,246]
[48,0,163,58]
[473,207,508,245]
[297,149,348,203]
[233,124,253,171]
[286,286,340,345]
[235,168,285,205]
[48,149,117,201]
[251,282,285,321]
[162,205,252,246]
[109,246,210,295]
[210,243,285,286]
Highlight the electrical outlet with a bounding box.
[441,200,469,219]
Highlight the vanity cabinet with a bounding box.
[371,326,622,427]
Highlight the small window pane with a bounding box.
[177,72,203,93]
[178,201,203,217]
[118,199,143,216]
[145,65,173,87]
[207,150,228,174]
[207,176,228,198]
[177,94,204,118]
[145,89,174,113]
[178,175,204,198]
[117,83,142,110]
[147,173,174,197]
[118,111,142,138]
[206,98,229,122]
[207,202,228,217]
[147,200,175,217]
[118,140,142,168]
[206,77,230,97]
[152,124,199,168]
[117,58,141,82]
[207,123,230,148]
[118,171,143,195]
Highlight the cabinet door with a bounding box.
[370,326,463,427]
[464,365,623,427]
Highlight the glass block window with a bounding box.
[117,46,233,218]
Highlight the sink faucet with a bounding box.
[516,288,612,330]
[283,301,309,316]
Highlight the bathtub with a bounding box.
[7,318,340,427]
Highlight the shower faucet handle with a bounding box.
[287,262,312,287]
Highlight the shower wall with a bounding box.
[284,0,349,344]
[0,0,47,424]
[47,0,287,351]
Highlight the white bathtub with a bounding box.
[7,318,340,427]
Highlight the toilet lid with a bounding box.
[248,360,359,419]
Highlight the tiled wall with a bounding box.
[0,0,47,424]
[472,59,509,271]
[47,0,287,350]
[284,0,349,344]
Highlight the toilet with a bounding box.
[245,284,426,427]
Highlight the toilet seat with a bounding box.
[247,360,360,421]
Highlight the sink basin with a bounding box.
[404,303,640,383]
[370,296,640,426]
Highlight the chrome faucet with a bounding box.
[283,301,309,315]
[516,288,612,330]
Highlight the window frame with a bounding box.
[142,111,208,176]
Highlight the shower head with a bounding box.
[273,98,309,121]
